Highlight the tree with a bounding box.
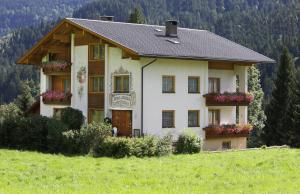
[247,66,266,147]
[15,81,34,114]
[286,69,300,147]
[128,7,145,24]
[262,48,294,146]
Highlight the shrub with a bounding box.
[94,137,132,158]
[156,135,173,156]
[0,115,67,152]
[79,122,112,154]
[131,136,158,157]
[59,107,84,130]
[175,130,201,154]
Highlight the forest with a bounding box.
[1,0,300,104]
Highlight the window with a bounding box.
[188,76,200,93]
[188,110,200,127]
[63,78,71,93]
[90,44,105,60]
[114,75,129,93]
[208,109,220,125]
[162,76,175,93]
[162,110,175,128]
[222,141,231,150]
[89,76,104,93]
[52,75,70,92]
[208,78,220,93]
[89,109,104,123]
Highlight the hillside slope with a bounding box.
[0,0,92,36]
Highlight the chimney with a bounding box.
[100,16,114,21]
[165,20,178,37]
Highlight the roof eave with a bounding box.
[140,54,276,64]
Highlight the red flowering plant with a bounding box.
[41,90,72,104]
[41,61,71,73]
[204,124,253,138]
[204,92,254,105]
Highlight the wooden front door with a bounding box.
[112,110,132,137]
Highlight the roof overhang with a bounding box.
[17,18,139,65]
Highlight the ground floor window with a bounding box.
[188,110,200,127]
[89,109,104,123]
[162,110,175,128]
[222,141,231,150]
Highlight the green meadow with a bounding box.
[0,148,299,194]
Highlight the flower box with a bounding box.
[41,61,71,74]
[203,124,253,139]
[41,91,72,105]
[203,92,254,106]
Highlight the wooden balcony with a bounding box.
[203,92,253,106]
[41,61,71,75]
[203,124,252,139]
[41,91,72,105]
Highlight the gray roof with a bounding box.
[67,18,275,63]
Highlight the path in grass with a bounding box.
[0,148,299,194]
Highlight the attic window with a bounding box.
[155,29,162,32]
[166,39,180,44]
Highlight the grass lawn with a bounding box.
[0,148,299,194]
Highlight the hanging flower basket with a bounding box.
[41,61,71,74]
[203,124,253,139]
[203,92,254,106]
[41,91,72,105]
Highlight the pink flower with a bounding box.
[41,91,72,102]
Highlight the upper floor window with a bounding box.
[188,110,200,127]
[114,75,129,93]
[51,75,70,93]
[208,78,220,93]
[162,110,175,128]
[89,76,104,93]
[188,76,200,93]
[162,76,175,93]
[208,109,220,125]
[90,44,105,60]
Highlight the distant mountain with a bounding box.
[74,0,300,101]
[0,0,92,36]
[1,0,300,104]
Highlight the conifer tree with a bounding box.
[15,81,34,114]
[247,66,266,147]
[286,69,300,147]
[128,6,146,24]
[262,48,294,146]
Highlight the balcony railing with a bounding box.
[203,124,252,139]
[41,91,72,105]
[203,92,254,106]
[41,61,71,74]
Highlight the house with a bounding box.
[18,17,274,151]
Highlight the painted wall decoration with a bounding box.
[110,66,135,109]
[77,66,86,98]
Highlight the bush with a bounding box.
[0,115,68,152]
[94,137,132,158]
[59,107,84,130]
[94,135,173,158]
[78,122,112,154]
[175,130,201,154]
[131,136,158,157]
[156,135,173,156]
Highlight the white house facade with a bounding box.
[18,18,274,151]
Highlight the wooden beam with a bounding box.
[53,34,70,43]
